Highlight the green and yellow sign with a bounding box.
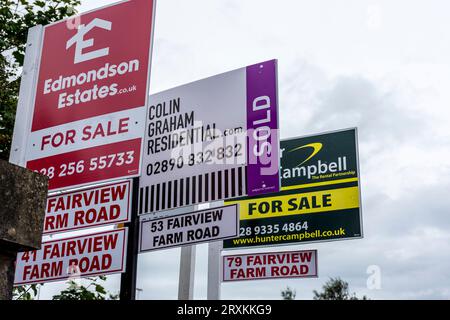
[223,128,362,249]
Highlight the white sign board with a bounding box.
[44,180,132,235]
[139,204,239,252]
[222,250,318,282]
[14,228,127,285]
[138,60,280,214]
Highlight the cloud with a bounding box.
[136,248,181,299]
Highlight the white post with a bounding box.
[178,245,196,300]
[177,205,197,300]
[207,240,223,300]
[9,25,43,166]
[207,201,224,300]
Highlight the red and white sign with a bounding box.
[222,250,318,282]
[25,0,155,191]
[14,228,128,285]
[44,180,131,235]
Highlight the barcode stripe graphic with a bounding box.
[231,168,236,198]
[150,185,155,212]
[156,184,161,212]
[174,180,178,208]
[218,171,222,199]
[211,172,216,201]
[205,173,209,202]
[167,181,172,210]
[138,166,247,214]
[180,178,184,207]
[186,177,190,206]
[144,186,149,214]
[224,170,229,198]
[198,175,203,203]
[161,182,166,211]
[192,176,196,205]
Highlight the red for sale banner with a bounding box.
[24,0,155,191]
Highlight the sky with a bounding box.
[37,0,450,300]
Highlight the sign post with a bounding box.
[207,240,223,300]
[178,245,196,300]
[206,201,224,300]
[119,178,140,300]
[177,205,196,300]
[9,25,43,166]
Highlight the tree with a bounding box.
[0,0,81,161]
[281,286,296,300]
[313,277,368,300]
[52,276,119,300]
[12,276,117,300]
[13,284,42,300]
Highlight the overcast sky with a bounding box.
[38,0,450,300]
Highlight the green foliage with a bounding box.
[52,276,119,300]
[13,276,118,300]
[281,286,296,300]
[0,0,80,160]
[313,277,368,300]
[13,284,42,300]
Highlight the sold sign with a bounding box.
[246,60,280,196]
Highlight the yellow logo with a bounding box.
[289,142,323,166]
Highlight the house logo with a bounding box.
[66,18,112,64]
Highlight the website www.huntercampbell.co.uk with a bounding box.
[231,227,346,246]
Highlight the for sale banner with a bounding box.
[139,60,279,214]
[24,0,155,191]
[224,128,362,249]
[14,228,128,285]
[44,180,131,235]
[223,250,317,281]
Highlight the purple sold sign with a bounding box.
[246,59,280,196]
